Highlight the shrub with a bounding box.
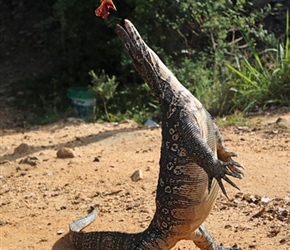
[227,10,290,112]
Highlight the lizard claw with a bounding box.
[208,158,243,199]
[207,175,230,200]
[223,161,244,179]
[228,161,244,176]
[216,178,230,199]
[218,149,244,170]
[210,173,240,200]
[227,155,244,170]
[207,176,214,196]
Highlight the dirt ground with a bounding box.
[0,110,290,250]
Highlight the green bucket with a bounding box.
[67,87,96,121]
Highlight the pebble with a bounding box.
[19,156,39,166]
[93,156,100,162]
[261,196,271,204]
[14,143,32,155]
[57,229,65,235]
[56,147,76,158]
[131,170,143,182]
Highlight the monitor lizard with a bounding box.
[69,19,244,250]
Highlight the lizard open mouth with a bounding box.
[116,20,136,46]
[116,19,132,37]
[116,19,149,65]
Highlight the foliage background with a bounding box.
[1,0,289,124]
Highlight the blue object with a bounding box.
[145,119,159,128]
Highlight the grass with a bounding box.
[226,9,290,112]
[215,111,252,127]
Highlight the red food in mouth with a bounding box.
[95,0,117,19]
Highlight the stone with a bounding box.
[56,147,76,159]
[19,156,39,166]
[131,170,143,182]
[14,143,32,155]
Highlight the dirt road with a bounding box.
[0,112,289,250]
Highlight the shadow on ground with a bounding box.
[52,233,75,250]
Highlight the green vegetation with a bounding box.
[89,70,118,121]
[215,111,252,127]
[227,10,290,112]
[8,1,290,124]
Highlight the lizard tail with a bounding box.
[69,209,97,233]
[69,209,147,250]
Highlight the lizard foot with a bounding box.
[207,157,244,199]
[223,151,244,177]
[218,149,244,173]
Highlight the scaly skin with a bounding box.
[69,19,244,250]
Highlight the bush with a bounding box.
[227,10,290,112]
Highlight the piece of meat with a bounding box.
[95,0,117,19]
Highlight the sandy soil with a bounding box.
[0,111,290,250]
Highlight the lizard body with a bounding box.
[69,20,244,250]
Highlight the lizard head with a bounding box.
[116,20,151,66]
[116,20,186,101]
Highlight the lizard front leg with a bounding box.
[180,117,243,198]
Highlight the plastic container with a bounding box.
[67,87,96,121]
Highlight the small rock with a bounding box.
[261,196,271,204]
[131,170,143,182]
[93,157,100,162]
[56,147,76,158]
[243,193,261,204]
[277,207,288,217]
[237,126,249,131]
[57,229,65,235]
[280,236,290,244]
[19,156,39,166]
[14,143,32,155]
